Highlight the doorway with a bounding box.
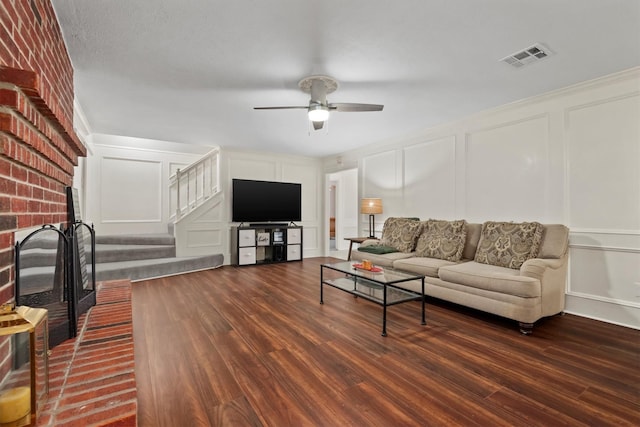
[327,169,358,259]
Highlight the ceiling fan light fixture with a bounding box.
[308,104,330,122]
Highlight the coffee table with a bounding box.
[320,261,426,336]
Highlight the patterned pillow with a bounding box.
[415,219,467,261]
[380,217,422,253]
[474,221,544,269]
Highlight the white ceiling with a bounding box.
[51,0,640,158]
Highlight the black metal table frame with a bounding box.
[320,263,426,336]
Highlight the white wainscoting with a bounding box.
[174,192,225,257]
[348,68,640,328]
[563,88,640,328]
[223,149,324,262]
[567,230,640,327]
[84,135,211,235]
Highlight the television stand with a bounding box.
[231,224,303,266]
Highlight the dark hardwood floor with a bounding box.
[132,257,639,426]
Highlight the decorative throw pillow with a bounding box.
[357,245,399,255]
[415,219,467,261]
[379,217,422,253]
[474,221,544,269]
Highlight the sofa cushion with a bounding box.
[415,219,467,261]
[357,245,398,255]
[393,257,459,278]
[380,217,423,253]
[438,261,541,298]
[474,221,544,269]
[462,223,482,260]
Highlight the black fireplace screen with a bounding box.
[14,187,96,347]
[67,187,97,318]
[15,225,72,347]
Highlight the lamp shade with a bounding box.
[360,198,383,214]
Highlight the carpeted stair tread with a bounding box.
[18,244,178,265]
[94,254,224,282]
[92,244,176,263]
[95,234,175,245]
[17,233,224,284]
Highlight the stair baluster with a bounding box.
[169,148,220,222]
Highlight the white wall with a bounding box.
[222,148,324,260]
[324,67,640,329]
[84,134,213,235]
[74,68,638,328]
[74,126,325,260]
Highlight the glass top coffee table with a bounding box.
[320,261,426,336]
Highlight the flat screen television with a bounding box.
[232,179,302,223]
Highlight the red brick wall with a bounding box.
[0,0,85,304]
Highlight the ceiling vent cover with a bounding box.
[500,43,554,68]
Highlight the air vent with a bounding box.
[500,43,554,68]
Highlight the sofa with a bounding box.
[351,218,569,334]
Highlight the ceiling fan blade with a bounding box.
[329,103,384,112]
[253,106,308,110]
[312,120,324,130]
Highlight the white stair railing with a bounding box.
[169,148,220,222]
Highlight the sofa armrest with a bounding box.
[520,258,565,281]
[520,256,568,317]
[360,239,380,248]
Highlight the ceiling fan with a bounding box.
[254,75,384,130]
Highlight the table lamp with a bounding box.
[360,198,383,238]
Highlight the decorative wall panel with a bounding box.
[303,226,319,251]
[101,157,162,222]
[465,115,549,222]
[228,158,278,181]
[186,229,222,248]
[283,163,318,222]
[569,246,639,303]
[566,94,640,231]
[403,136,456,219]
[362,150,402,218]
[346,69,640,328]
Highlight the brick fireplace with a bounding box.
[0,2,139,426]
[0,0,85,316]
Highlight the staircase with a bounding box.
[92,233,223,282]
[18,149,226,285]
[94,148,225,280]
[16,231,224,287]
[97,147,225,280]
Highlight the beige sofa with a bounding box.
[352,219,569,334]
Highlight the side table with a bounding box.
[344,237,377,260]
